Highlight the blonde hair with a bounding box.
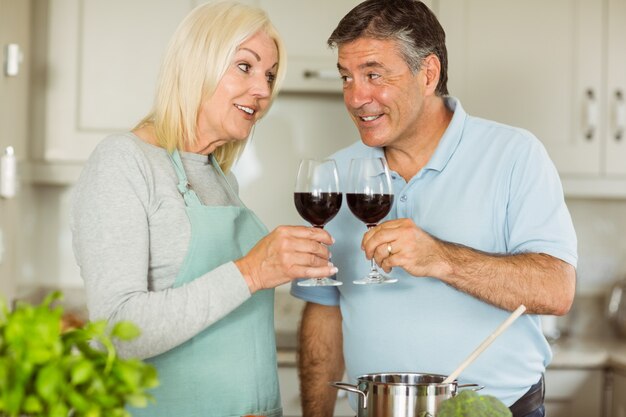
[136,0,286,172]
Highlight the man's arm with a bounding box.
[364,219,576,315]
[298,302,344,417]
[434,242,575,315]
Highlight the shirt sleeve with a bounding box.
[290,279,341,306]
[506,134,578,267]
[70,137,251,359]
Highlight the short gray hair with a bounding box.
[328,0,448,96]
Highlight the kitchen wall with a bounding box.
[569,199,626,294]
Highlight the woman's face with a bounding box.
[194,30,279,154]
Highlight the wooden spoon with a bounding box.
[442,304,527,384]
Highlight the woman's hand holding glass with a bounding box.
[234,226,336,293]
[294,159,343,287]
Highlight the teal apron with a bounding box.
[131,150,282,417]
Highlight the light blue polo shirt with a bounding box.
[290,97,577,407]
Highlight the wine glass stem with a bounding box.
[369,258,378,274]
[366,225,378,274]
[315,225,325,283]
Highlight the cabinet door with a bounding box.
[259,0,435,93]
[437,0,603,176]
[31,0,195,167]
[544,368,604,417]
[612,371,626,417]
[258,0,361,93]
[603,0,626,176]
[0,0,31,302]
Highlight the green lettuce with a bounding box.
[436,390,512,417]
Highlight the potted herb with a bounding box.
[0,291,158,417]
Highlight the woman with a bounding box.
[70,2,336,416]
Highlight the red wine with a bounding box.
[294,192,343,227]
[347,193,394,226]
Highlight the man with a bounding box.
[290,1,577,417]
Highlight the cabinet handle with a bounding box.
[584,89,598,141]
[3,43,22,77]
[303,69,340,81]
[614,90,625,141]
[0,146,17,199]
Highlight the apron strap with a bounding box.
[208,155,269,233]
[168,150,265,235]
[208,154,247,207]
[168,149,202,208]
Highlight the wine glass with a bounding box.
[294,159,343,287]
[347,157,397,285]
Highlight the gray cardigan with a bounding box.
[70,133,253,359]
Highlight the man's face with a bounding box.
[337,37,426,149]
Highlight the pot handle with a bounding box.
[329,381,368,409]
[458,383,484,392]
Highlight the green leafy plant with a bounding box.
[0,291,159,417]
[436,390,512,417]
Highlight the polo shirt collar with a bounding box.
[365,97,466,173]
[423,96,466,173]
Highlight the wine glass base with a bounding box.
[297,278,343,287]
[353,275,398,285]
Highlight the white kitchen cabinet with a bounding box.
[437,0,626,197]
[0,0,31,302]
[610,370,626,417]
[544,368,605,417]
[29,0,204,182]
[259,0,435,93]
[278,366,355,417]
[257,0,360,93]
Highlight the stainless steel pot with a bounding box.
[331,372,482,417]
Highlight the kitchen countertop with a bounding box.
[550,336,626,371]
[276,332,626,371]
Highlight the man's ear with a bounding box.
[421,54,441,95]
